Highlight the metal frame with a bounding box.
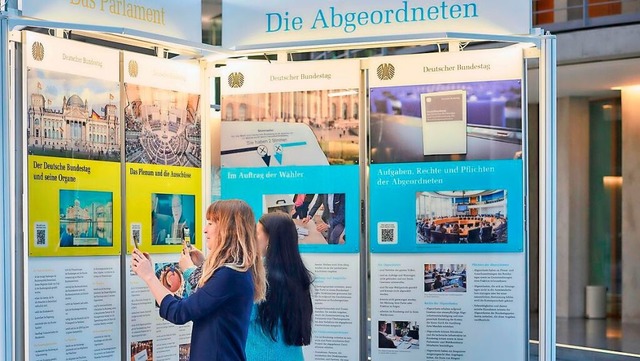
[538,34,557,361]
[1,15,15,361]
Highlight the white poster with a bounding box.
[28,257,121,360]
[126,254,193,361]
[371,253,527,360]
[302,254,361,361]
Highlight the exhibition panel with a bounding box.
[219,59,362,360]
[23,31,123,360]
[1,0,556,358]
[368,47,528,361]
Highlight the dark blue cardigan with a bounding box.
[159,266,254,361]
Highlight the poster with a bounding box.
[302,254,360,361]
[220,59,362,359]
[370,253,527,360]
[368,48,528,360]
[126,254,193,361]
[25,32,121,257]
[28,257,121,360]
[220,59,361,253]
[368,47,525,254]
[123,52,203,254]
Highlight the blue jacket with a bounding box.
[160,266,254,361]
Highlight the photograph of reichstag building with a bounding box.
[26,68,121,161]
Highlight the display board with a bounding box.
[122,51,202,361]
[220,58,362,360]
[24,31,122,360]
[368,47,528,360]
[123,52,202,255]
[22,31,203,361]
[16,28,536,361]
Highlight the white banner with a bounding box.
[25,32,119,81]
[367,47,524,88]
[222,0,531,50]
[22,0,201,43]
[123,52,201,93]
[221,58,361,94]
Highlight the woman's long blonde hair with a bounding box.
[198,199,266,302]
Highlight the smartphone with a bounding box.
[183,226,192,248]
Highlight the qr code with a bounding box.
[131,223,142,247]
[34,222,48,247]
[377,222,398,245]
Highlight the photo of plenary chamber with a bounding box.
[377,320,419,349]
[262,193,346,245]
[416,190,507,244]
[124,84,201,167]
[59,189,113,247]
[370,79,522,163]
[424,263,467,293]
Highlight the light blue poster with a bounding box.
[222,165,359,253]
[370,160,523,253]
[369,78,525,254]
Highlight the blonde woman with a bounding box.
[131,199,266,361]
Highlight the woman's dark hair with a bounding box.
[257,212,313,346]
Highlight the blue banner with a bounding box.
[370,159,523,253]
[222,165,360,253]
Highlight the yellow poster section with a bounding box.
[125,163,202,254]
[28,155,121,256]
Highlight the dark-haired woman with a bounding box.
[245,212,314,361]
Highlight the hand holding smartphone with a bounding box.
[132,234,150,261]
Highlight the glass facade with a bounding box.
[589,99,622,317]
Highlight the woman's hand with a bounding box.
[179,243,195,271]
[189,247,205,267]
[131,248,154,283]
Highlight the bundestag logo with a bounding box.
[128,60,139,78]
[228,72,244,88]
[377,63,395,81]
[32,42,45,61]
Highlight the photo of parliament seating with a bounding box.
[416,215,507,244]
